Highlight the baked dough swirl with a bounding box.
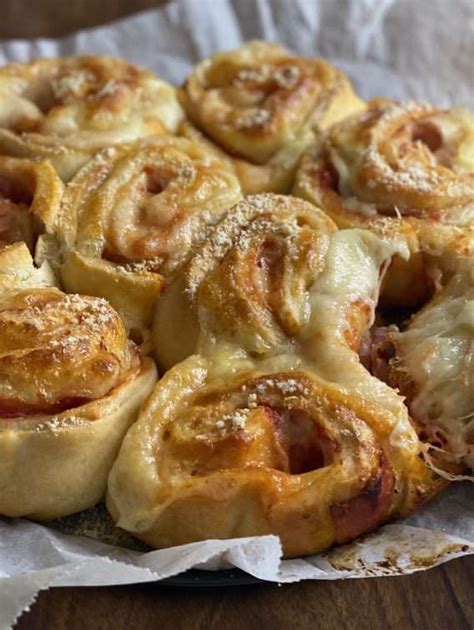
[0,55,183,181]
[0,243,157,519]
[293,100,474,306]
[108,194,440,557]
[153,193,336,368]
[58,136,242,337]
[0,155,63,260]
[180,41,364,194]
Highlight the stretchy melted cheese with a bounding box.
[392,266,474,469]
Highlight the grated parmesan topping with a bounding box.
[51,71,95,100]
[95,80,121,99]
[34,414,87,431]
[242,377,310,399]
[231,64,300,90]
[326,100,474,211]
[235,108,271,130]
[364,149,442,193]
[185,194,307,299]
[115,257,165,274]
[214,408,251,435]
[232,68,267,85]
[3,293,117,344]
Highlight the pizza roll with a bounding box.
[57,135,242,339]
[153,193,406,370]
[293,100,474,306]
[109,194,440,556]
[180,41,364,194]
[107,358,437,558]
[0,55,183,180]
[0,243,157,519]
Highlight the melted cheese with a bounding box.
[303,228,406,354]
[300,229,418,454]
[395,268,474,468]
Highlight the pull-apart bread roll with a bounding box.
[108,195,441,558]
[180,41,364,194]
[0,243,156,519]
[373,260,474,476]
[153,193,407,370]
[0,154,63,260]
[0,55,183,180]
[57,136,242,337]
[293,100,474,306]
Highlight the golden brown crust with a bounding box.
[0,243,157,519]
[110,194,441,557]
[293,100,474,306]
[57,135,242,336]
[0,155,64,263]
[0,289,133,414]
[180,41,365,194]
[0,50,465,556]
[107,359,438,558]
[153,193,336,369]
[0,55,184,180]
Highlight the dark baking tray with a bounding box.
[161,569,262,587]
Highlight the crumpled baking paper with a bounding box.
[0,0,473,627]
[1,0,472,106]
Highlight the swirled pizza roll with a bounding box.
[293,100,474,306]
[107,356,439,558]
[109,192,442,556]
[58,135,242,338]
[0,55,184,180]
[374,261,474,475]
[180,41,365,194]
[0,243,157,519]
[153,193,407,370]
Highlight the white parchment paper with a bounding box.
[1,1,473,627]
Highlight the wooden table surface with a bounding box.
[2,2,473,629]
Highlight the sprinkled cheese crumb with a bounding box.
[235,108,271,130]
[243,378,310,397]
[51,71,95,99]
[184,194,307,300]
[247,392,258,408]
[95,80,120,98]
[231,411,248,429]
[114,257,164,274]
[215,408,250,435]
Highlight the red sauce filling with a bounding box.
[265,405,336,474]
[0,397,91,419]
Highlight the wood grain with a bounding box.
[1,2,473,629]
[14,558,474,630]
[0,0,168,38]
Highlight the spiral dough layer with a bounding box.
[293,100,474,306]
[0,55,184,180]
[0,243,156,519]
[180,41,364,194]
[108,194,441,557]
